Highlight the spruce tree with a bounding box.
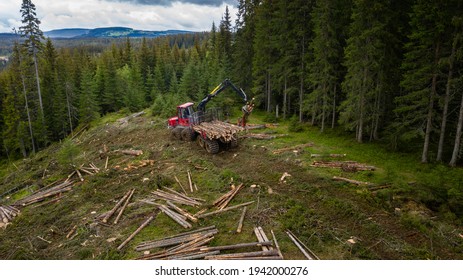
[19,0,44,120]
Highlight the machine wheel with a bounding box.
[181,128,197,142]
[171,127,183,140]
[198,137,205,148]
[230,138,239,148]
[205,139,220,154]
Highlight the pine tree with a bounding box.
[396,0,453,162]
[340,0,399,143]
[307,0,350,131]
[79,66,100,123]
[19,0,44,120]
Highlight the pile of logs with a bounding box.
[286,230,319,260]
[148,188,203,207]
[213,183,244,210]
[158,203,195,229]
[206,227,282,260]
[0,205,20,227]
[272,143,314,155]
[13,180,75,207]
[98,189,135,224]
[192,120,244,141]
[136,226,219,259]
[311,161,376,171]
[66,163,100,182]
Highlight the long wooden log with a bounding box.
[117,215,155,250]
[121,149,143,156]
[332,176,375,186]
[285,230,315,260]
[287,230,319,260]
[166,201,198,222]
[135,228,218,251]
[114,189,135,224]
[174,176,187,195]
[159,205,192,228]
[271,230,284,260]
[236,206,247,233]
[204,250,279,259]
[163,187,205,202]
[187,171,193,193]
[103,190,132,223]
[254,227,269,251]
[272,143,314,155]
[201,241,273,252]
[197,201,255,218]
[171,250,220,260]
[218,184,244,210]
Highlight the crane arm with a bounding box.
[197,79,248,112]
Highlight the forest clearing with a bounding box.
[0,111,462,260]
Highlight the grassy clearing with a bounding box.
[0,110,462,260]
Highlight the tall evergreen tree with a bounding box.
[396,0,453,162]
[19,0,44,119]
[340,0,399,143]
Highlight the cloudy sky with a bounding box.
[0,0,237,33]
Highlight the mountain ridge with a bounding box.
[0,27,192,39]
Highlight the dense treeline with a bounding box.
[230,0,463,166]
[1,0,463,166]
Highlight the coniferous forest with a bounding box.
[1,0,463,167]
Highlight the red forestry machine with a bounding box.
[168,79,254,154]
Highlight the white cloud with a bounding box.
[0,0,237,33]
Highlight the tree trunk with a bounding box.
[332,83,337,129]
[267,71,271,113]
[299,34,305,122]
[283,74,287,119]
[65,82,74,136]
[33,52,44,118]
[321,83,327,132]
[437,35,457,162]
[422,42,440,163]
[357,67,368,143]
[18,52,35,154]
[449,91,463,167]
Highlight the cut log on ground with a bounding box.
[158,205,192,228]
[135,226,218,251]
[311,153,347,158]
[117,214,156,250]
[120,149,143,156]
[332,176,375,186]
[114,189,135,224]
[311,161,376,171]
[236,206,247,233]
[197,201,255,218]
[0,205,20,225]
[242,133,287,140]
[150,188,203,207]
[286,230,319,260]
[102,189,133,223]
[13,181,75,207]
[272,143,314,155]
[117,111,145,126]
[213,183,245,210]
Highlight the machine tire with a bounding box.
[172,127,183,140]
[205,139,220,154]
[198,137,205,148]
[181,128,197,142]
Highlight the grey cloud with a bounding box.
[106,0,236,7]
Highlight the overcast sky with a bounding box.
[0,0,237,33]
